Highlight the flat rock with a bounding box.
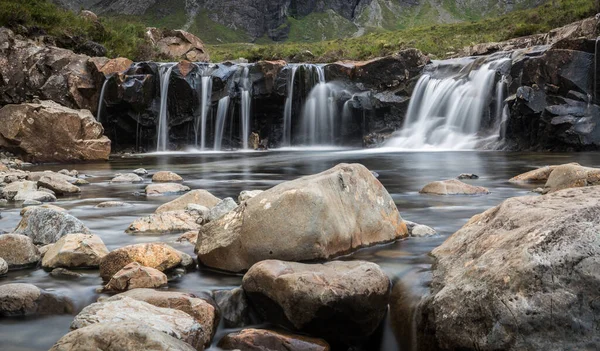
[243,260,390,345]
[0,233,41,268]
[14,207,90,245]
[14,190,57,203]
[145,183,190,196]
[218,328,330,351]
[99,242,182,280]
[0,283,73,316]
[28,172,88,185]
[420,179,490,195]
[95,201,131,208]
[127,210,202,235]
[38,176,81,195]
[152,171,183,182]
[197,164,407,272]
[155,189,220,213]
[457,173,479,180]
[111,173,144,183]
[42,233,109,269]
[104,262,168,291]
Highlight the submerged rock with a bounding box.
[415,186,600,351]
[218,328,330,351]
[457,173,479,179]
[14,207,90,245]
[145,183,190,196]
[155,189,220,213]
[196,164,407,272]
[0,283,73,316]
[126,210,202,234]
[242,260,390,345]
[103,262,168,291]
[41,234,109,269]
[0,234,41,269]
[99,243,183,280]
[420,179,490,195]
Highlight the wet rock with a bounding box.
[0,101,111,163]
[71,297,205,349]
[95,201,132,208]
[197,164,407,272]
[126,210,202,235]
[146,28,210,62]
[111,173,144,183]
[58,170,79,177]
[178,231,199,245]
[14,207,90,245]
[0,283,73,316]
[133,168,148,176]
[22,200,42,206]
[99,242,183,280]
[404,221,437,238]
[218,328,330,351]
[49,321,197,351]
[420,179,490,195]
[243,260,390,345]
[206,197,237,223]
[50,268,83,279]
[42,234,109,269]
[238,190,263,203]
[0,234,41,269]
[104,262,168,291]
[156,189,221,213]
[0,257,7,275]
[457,173,479,180]
[145,183,190,196]
[38,176,81,195]
[543,163,600,193]
[152,171,184,182]
[214,287,252,328]
[104,288,217,347]
[415,186,600,351]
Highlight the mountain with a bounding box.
[52,0,547,43]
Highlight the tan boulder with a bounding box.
[99,243,182,280]
[41,234,109,269]
[152,171,183,182]
[146,28,209,62]
[104,262,168,291]
[178,231,198,245]
[126,210,201,235]
[219,328,330,351]
[0,234,41,268]
[0,101,110,162]
[156,189,220,213]
[420,179,489,195]
[543,163,600,193]
[508,163,579,183]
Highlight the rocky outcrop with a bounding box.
[41,233,109,269]
[414,186,600,351]
[0,283,73,316]
[243,260,390,345]
[103,262,168,291]
[0,101,110,162]
[0,234,41,269]
[146,28,210,62]
[196,163,407,272]
[14,207,91,245]
[219,328,330,351]
[99,242,183,280]
[420,179,490,195]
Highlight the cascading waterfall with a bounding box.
[239,66,251,149]
[196,73,213,150]
[282,65,299,146]
[300,65,338,145]
[214,97,231,150]
[156,63,175,152]
[386,58,511,150]
[96,78,109,122]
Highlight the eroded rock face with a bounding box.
[420,179,490,195]
[146,28,210,62]
[49,321,197,351]
[41,233,109,269]
[155,190,221,213]
[0,283,73,316]
[415,186,600,351]
[0,101,110,162]
[14,207,91,245]
[0,234,41,269]
[103,262,168,291]
[219,328,330,351]
[196,163,407,272]
[243,260,391,345]
[99,243,183,280]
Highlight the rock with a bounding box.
[156,189,221,213]
[243,260,390,344]
[415,186,600,351]
[49,321,197,351]
[420,179,490,195]
[1,180,37,200]
[146,28,210,62]
[104,262,168,291]
[15,190,57,203]
[95,201,132,208]
[104,288,217,347]
[38,244,54,258]
[145,183,190,196]
[70,297,205,349]
[0,283,73,316]
[37,176,81,195]
[206,197,237,223]
[14,207,90,245]
[19,203,65,215]
[219,328,330,351]
[196,164,407,272]
[111,173,144,183]
[404,221,438,237]
[238,190,263,203]
[99,243,183,280]
[42,234,109,269]
[28,171,88,185]
[58,169,78,177]
[0,258,7,275]
[0,101,111,162]
[50,268,83,279]
[152,171,183,182]
[133,168,148,176]
[543,163,600,193]
[178,231,198,245]
[508,164,579,183]
[22,200,42,206]
[249,132,260,150]
[457,173,479,179]
[0,234,41,268]
[214,287,252,328]
[126,210,202,235]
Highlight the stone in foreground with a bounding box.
[42,233,109,269]
[414,186,600,351]
[218,328,330,351]
[71,297,204,349]
[420,179,490,195]
[14,207,90,245]
[155,189,220,213]
[0,283,73,316]
[103,262,168,291]
[99,243,182,280]
[49,321,196,351]
[196,163,407,272]
[242,260,390,345]
[0,233,41,268]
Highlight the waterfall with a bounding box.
[96,78,109,122]
[196,74,213,150]
[240,66,251,149]
[300,65,338,145]
[282,65,298,146]
[157,63,175,152]
[386,58,511,150]
[214,97,230,150]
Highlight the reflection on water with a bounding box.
[1,150,599,350]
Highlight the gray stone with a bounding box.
[14,207,90,245]
[50,268,83,279]
[132,168,148,176]
[214,287,252,328]
[110,173,144,183]
[145,183,190,196]
[0,283,73,316]
[238,190,263,203]
[206,197,237,223]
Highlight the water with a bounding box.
[300,65,339,145]
[213,97,231,151]
[96,78,109,122]
[2,150,599,350]
[156,64,176,152]
[197,75,213,150]
[282,65,299,146]
[239,66,251,150]
[387,58,511,150]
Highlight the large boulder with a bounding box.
[71,297,205,349]
[103,262,168,291]
[41,234,109,269]
[99,243,183,280]
[156,190,221,213]
[218,328,330,351]
[196,164,407,272]
[103,289,217,347]
[543,163,600,193]
[146,28,210,62]
[242,260,390,345]
[0,101,110,162]
[14,207,91,245]
[0,234,41,269]
[126,210,202,235]
[414,186,600,351]
[420,179,490,195]
[49,321,196,351]
[0,283,73,316]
